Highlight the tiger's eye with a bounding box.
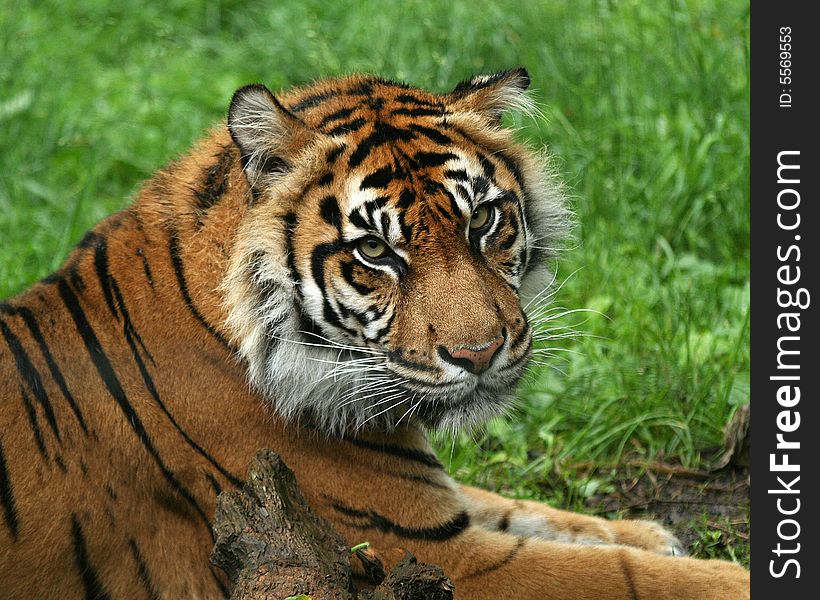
[469,204,493,230]
[358,236,389,259]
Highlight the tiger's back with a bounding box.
[0,136,250,597]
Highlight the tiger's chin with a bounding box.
[379,357,530,433]
[410,384,520,432]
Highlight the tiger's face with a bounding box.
[222,69,568,433]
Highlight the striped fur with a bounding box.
[0,70,748,599]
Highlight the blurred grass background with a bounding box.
[1,0,749,561]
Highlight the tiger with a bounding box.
[0,68,749,599]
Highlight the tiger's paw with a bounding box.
[609,518,687,557]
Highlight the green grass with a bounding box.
[1,0,749,563]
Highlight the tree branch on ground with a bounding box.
[210,449,454,600]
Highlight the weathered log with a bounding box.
[361,553,455,600]
[210,449,453,600]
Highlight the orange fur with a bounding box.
[0,71,748,599]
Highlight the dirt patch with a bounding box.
[587,405,750,559]
[586,463,749,557]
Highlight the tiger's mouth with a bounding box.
[298,315,535,432]
[369,340,532,430]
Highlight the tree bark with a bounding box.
[210,449,453,600]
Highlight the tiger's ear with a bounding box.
[227,84,316,191]
[449,67,532,122]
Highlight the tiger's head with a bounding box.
[221,69,568,434]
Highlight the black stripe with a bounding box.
[317,172,334,186]
[348,123,416,169]
[445,189,464,220]
[360,165,396,190]
[57,278,214,538]
[493,150,525,190]
[397,473,449,489]
[387,350,441,375]
[0,317,62,443]
[397,190,415,243]
[444,168,469,182]
[107,268,243,488]
[310,241,356,336]
[619,551,641,600]
[14,306,90,435]
[94,241,154,363]
[310,241,345,298]
[510,322,531,350]
[454,184,472,206]
[475,151,497,179]
[408,124,452,145]
[71,515,112,600]
[346,80,376,96]
[93,239,120,322]
[341,261,374,295]
[326,298,362,336]
[462,537,526,580]
[337,299,376,329]
[137,248,155,288]
[318,106,355,129]
[281,211,300,282]
[326,145,346,164]
[372,311,396,343]
[394,93,442,108]
[364,196,390,222]
[320,195,343,231]
[498,215,520,251]
[290,91,338,113]
[379,212,391,238]
[194,147,232,216]
[331,501,469,541]
[128,538,161,600]
[327,117,367,137]
[498,510,511,532]
[526,244,545,276]
[413,151,456,168]
[0,433,19,540]
[69,263,86,292]
[518,246,529,274]
[472,175,491,199]
[168,233,233,352]
[497,347,530,374]
[206,472,223,496]
[366,96,385,111]
[348,209,371,231]
[341,436,443,469]
[391,107,445,118]
[450,125,525,190]
[19,386,49,461]
[430,201,454,224]
[76,230,105,250]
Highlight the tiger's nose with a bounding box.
[437,335,505,375]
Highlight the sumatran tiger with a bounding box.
[0,69,749,599]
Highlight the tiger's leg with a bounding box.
[307,439,747,599]
[460,484,685,556]
[408,527,749,600]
